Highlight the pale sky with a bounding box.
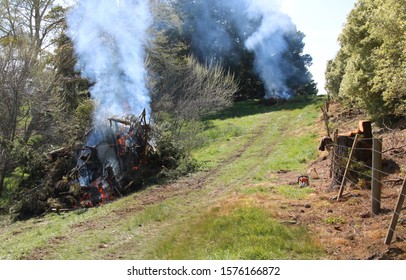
[280,0,357,94]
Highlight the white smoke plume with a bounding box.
[179,0,307,99]
[243,0,297,99]
[67,0,152,125]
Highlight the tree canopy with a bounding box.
[325,0,406,121]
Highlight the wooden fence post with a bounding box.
[385,177,406,245]
[321,103,330,137]
[330,129,338,179]
[337,134,358,201]
[372,138,382,215]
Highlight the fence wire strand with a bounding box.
[329,139,406,244]
[337,173,406,244]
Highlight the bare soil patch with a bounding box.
[298,102,406,259]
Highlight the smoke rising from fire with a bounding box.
[181,0,306,99]
[244,0,297,99]
[67,0,152,124]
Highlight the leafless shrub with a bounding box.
[147,47,239,177]
[150,55,238,128]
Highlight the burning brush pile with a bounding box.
[48,110,157,212]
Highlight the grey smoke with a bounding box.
[67,0,152,125]
[244,1,297,98]
[179,0,306,99]
[67,0,152,181]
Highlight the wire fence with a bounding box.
[329,136,406,245]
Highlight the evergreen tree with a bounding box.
[325,0,405,120]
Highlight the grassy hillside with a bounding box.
[0,97,326,260]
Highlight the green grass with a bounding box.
[276,185,315,200]
[324,216,346,225]
[150,205,323,260]
[240,184,275,195]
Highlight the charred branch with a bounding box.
[46,109,157,211]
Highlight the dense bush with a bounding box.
[325,0,406,122]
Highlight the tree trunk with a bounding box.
[0,168,6,196]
